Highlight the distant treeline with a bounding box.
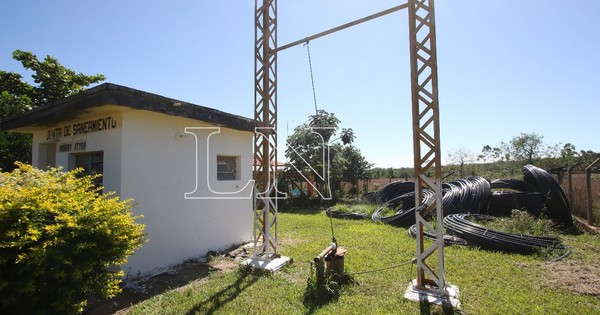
[369,154,600,182]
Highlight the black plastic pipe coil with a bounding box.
[325,208,367,220]
[375,181,415,205]
[371,189,434,226]
[407,223,468,246]
[522,164,573,228]
[490,178,537,192]
[444,213,571,260]
[488,192,546,217]
[371,177,491,226]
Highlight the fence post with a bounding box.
[567,169,573,207]
[586,158,600,224]
[587,168,593,223]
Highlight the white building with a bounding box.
[1,83,255,276]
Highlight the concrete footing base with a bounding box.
[242,256,292,273]
[404,279,461,309]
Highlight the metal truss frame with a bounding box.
[253,0,279,259]
[253,0,446,294]
[408,0,445,293]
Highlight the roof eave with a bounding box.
[0,83,256,132]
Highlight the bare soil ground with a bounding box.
[541,260,600,297]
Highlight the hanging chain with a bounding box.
[304,40,318,115]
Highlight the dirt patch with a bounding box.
[207,255,240,272]
[279,237,306,247]
[541,260,600,297]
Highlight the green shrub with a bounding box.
[0,163,145,314]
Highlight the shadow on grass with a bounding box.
[302,272,355,315]
[184,265,262,315]
[279,207,325,215]
[279,198,339,215]
[419,300,459,315]
[84,259,212,315]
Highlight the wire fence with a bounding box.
[562,173,600,225]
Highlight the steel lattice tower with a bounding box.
[253,0,279,258]
[253,0,448,295]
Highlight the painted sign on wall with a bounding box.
[46,116,118,140]
[58,142,87,152]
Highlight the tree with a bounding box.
[398,167,413,180]
[387,167,395,183]
[559,143,579,167]
[368,168,381,179]
[509,132,546,164]
[0,50,105,171]
[340,145,372,198]
[478,145,495,163]
[285,110,342,198]
[0,71,35,171]
[447,145,474,177]
[480,133,556,166]
[478,144,507,163]
[285,109,367,199]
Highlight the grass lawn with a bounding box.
[127,210,600,315]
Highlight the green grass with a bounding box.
[128,210,600,315]
[330,202,397,217]
[478,210,559,237]
[330,203,380,216]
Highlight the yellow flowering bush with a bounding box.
[0,163,145,314]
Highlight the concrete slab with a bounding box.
[404,279,461,309]
[242,256,292,273]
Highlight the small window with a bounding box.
[217,156,239,181]
[73,151,104,186]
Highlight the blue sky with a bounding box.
[2,0,599,167]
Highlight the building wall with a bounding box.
[119,110,253,276]
[29,108,254,277]
[31,113,123,194]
